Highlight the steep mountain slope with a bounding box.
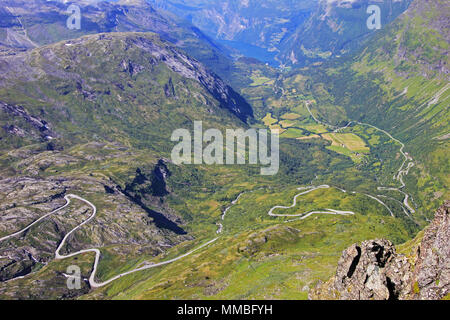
[278,0,412,66]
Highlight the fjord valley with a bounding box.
[0,0,448,301]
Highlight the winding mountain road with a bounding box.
[267,185,383,220]
[1,103,418,289]
[0,197,71,242]
[267,185,355,218]
[305,101,416,216]
[0,194,218,288]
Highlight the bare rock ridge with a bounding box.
[310,201,449,300]
[413,200,450,300]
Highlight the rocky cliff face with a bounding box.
[310,201,449,300]
[412,201,450,300]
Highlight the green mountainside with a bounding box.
[278,0,413,66]
[0,32,252,298]
[148,0,413,67]
[148,0,317,65]
[305,0,449,213]
[0,31,418,299]
[0,0,447,301]
[236,0,448,216]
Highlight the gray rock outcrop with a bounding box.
[310,201,449,300]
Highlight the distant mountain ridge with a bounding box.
[0,31,252,149]
[148,0,317,65]
[0,0,236,80]
[148,0,413,66]
[278,0,413,66]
